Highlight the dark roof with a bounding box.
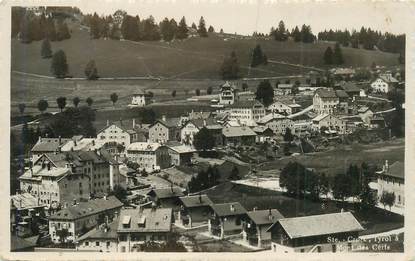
[151,118,181,129]
[182,118,217,129]
[247,209,284,225]
[31,138,71,152]
[267,212,364,239]
[229,100,263,109]
[315,88,338,98]
[341,82,360,93]
[382,161,404,179]
[211,202,247,217]
[179,194,213,208]
[335,90,349,98]
[49,196,123,220]
[117,208,172,233]
[147,187,185,199]
[77,219,119,241]
[11,235,37,251]
[222,126,257,138]
[97,120,136,134]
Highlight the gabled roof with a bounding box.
[77,218,119,242]
[247,209,284,225]
[335,90,349,99]
[31,138,71,152]
[147,187,185,199]
[315,88,338,98]
[312,114,330,122]
[167,144,196,154]
[127,142,162,152]
[222,126,257,138]
[341,82,360,93]
[252,126,274,134]
[97,120,137,135]
[182,118,217,130]
[382,161,404,179]
[379,74,398,83]
[49,196,123,221]
[257,113,287,124]
[358,106,372,113]
[150,118,181,129]
[179,194,213,208]
[117,208,172,233]
[211,202,247,217]
[267,212,364,239]
[11,193,46,210]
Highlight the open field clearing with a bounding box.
[259,139,404,176]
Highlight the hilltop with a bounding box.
[11,22,400,79]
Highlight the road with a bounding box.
[268,59,325,72]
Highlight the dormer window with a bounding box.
[122,216,131,228]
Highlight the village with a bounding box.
[11,64,405,253]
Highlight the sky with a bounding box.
[77,0,413,35]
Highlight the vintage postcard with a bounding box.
[0,0,413,260]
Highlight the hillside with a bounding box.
[11,22,400,79]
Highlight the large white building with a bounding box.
[257,113,293,135]
[268,100,301,115]
[129,89,151,107]
[97,121,138,149]
[377,160,404,209]
[371,74,399,93]
[313,88,340,115]
[126,142,170,173]
[226,100,266,126]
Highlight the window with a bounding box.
[96,241,100,246]
[85,241,89,246]
[106,241,110,247]
[332,244,336,253]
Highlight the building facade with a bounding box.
[126,142,170,173]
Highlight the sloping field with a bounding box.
[11,21,400,79]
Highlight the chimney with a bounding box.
[47,162,51,171]
[92,139,95,146]
[73,198,77,206]
[58,136,62,145]
[74,140,77,147]
[199,193,202,203]
[170,184,174,193]
[385,160,389,172]
[41,162,46,169]
[253,207,257,211]
[268,209,273,221]
[203,120,207,127]
[106,120,110,127]
[132,118,136,129]
[162,115,167,122]
[39,136,42,142]
[230,204,235,212]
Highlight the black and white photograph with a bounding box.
[2,0,412,258]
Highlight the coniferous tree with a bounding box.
[208,25,214,33]
[176,16,188,39]
[41,38,52,58]
[251,44,267,67]
[86,97,94,107]
[45,16,57,41]
[72,97,80,108]
[51,50,68,78]
[56,20,71,40]
[219,28,224,34]
[274,20,287,41]
[255,80,274,107]
[56,97,67,112]
[191,22,197,30]
[292,26,301,42]
[333,42,344,65]
[84,60,98,80]
[160,17,175,41]
[220,51,240,80]
[323,46,333,65]
[142,16,160,41]
[37,99,49,114]
[197,16,208,37]
[90,13,102,39]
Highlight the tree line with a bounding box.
[12,7,72,43]
[270,21,315,43]
[84,10,212,42]
[318,27,405,54]
[279,161,378,211]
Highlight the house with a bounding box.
[148,116,181,144]
[237,91,256,101]
[371,74,399,93]
[97,120,139,150]
[48,196,123,243]
[268,100,301,115]
[19,156,91,207]
[75,219,119,252]
[331,68,355,79]
[341,116,364,133]
[313,88,340,115]
[205,124,224,147]
[177,194,213,228]
[30,136,71,162]
[116,208,173,252]
[370,115,386,129]
[242,209,284,249]
[222,126,257,146]
[312,114,346,134]
[128,89,151,107]
[126,142,170,173]
[226,100,266,126]
[167,144,196,166]
[267,212,364,253]
[180,118,217,145]
[252,126,274,143]
[288,113,314,137]
[377,160,404,209]
[208,202,247,239]
[147,186,185,209]
[340,82,361,98]
[219,81,237,105]
[357,106,374,125]
[274,84,294,96]
[257,113,294,135]
[60,137,103,152]
[335,90,350,114]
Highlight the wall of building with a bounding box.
[149,123,170,143]
[98,125,131,147]
[77,239,118,252]
[377,177,405,207]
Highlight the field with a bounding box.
[11,21,400,80]
[259,138,405,176]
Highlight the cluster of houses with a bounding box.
[38,187,367,253]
